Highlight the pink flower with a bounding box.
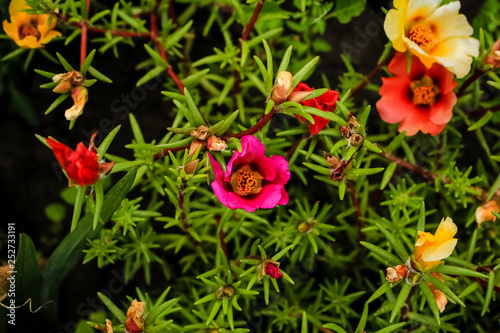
[376,52,457,136]
[264,263,283,279]
[209,135,290,212]
[292,82,339,135]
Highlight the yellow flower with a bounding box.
[2,0,61,48]
[384,0,479,78]
[412,217,458,271]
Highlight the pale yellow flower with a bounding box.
[412,217,457,271]
[384,0,479,78]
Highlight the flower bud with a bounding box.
[125,299,145,333]
[52,79,73,93]
[475,200,499,227]
[65,86,88,121]
[264,262,283,279]
[184,159,200,175]
[485,39,500,68]
[386,264,408,283]
[207,136,227,152]
[271,71,292,105]
[216,285,235,299]
[188,139,205,157]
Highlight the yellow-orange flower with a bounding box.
[475,200,499,227]
[384,0,479,78]
[412,217,457,271]
[3,0,61,48]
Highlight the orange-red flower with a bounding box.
[377,52,457,136]
[2,0,60,48]
[293,82,339,135]
[47,133,114,187]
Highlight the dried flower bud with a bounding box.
[485,39,500,68]
[347,112,359,129]
[207,136,227,152]
[65,86,88,121]
[217,285,235,299]
[271,71,293,105]
[184,159,200,174]
[475,200,499,226]
[386,264,408,283]
[190,125,210,141]
[429,273,447,312]
[324,152,341,169]
[125,299,145,333]
[340,126,352,138]
[349,134,364,147]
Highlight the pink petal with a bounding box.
[251,185,286,209]
[226,135,265,179]
[269,155,291,184]
[225,192,259,212]
[277,187,289,205]
[209,154,225,182]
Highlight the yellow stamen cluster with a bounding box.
[408,24,434,49]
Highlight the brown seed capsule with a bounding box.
[349,134,364,147]
[190,125,210,141]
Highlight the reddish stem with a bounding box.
[154,144,190,161]
[241,1,265,42]
[379,149,438,182]
[223,108,276,140]
[150,9,185,93]
[469,103,500,118]
[81,21,88,67]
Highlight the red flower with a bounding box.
[47,133,114,186]
[292,82,339,135]
[376,52,457,136]
[264,262,283,279]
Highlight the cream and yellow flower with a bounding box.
[412,217,457,271]
[2,0,61,48]
[384,0,479,78]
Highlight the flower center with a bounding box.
[19,22,41,41]
[230,165,263,196]
[410,75,440,106]
[408,24,433,49]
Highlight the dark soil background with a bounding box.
[0,0,484,331]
